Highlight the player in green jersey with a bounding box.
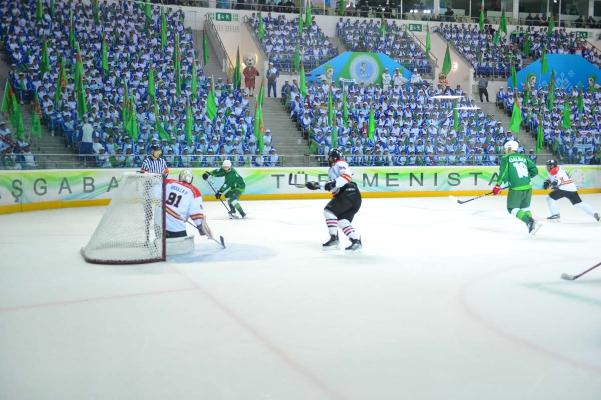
[492,140,541,235]
[203,160,247,218]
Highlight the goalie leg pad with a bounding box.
[167,236,195,256]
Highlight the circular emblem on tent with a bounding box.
[349,54,379,84]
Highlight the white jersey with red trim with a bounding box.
[550,167,577,192]
[328,160,353,194]
[164,178,205,232]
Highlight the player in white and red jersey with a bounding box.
[164,170,207,238]
[544,159,600,222]
[305,148,362,251]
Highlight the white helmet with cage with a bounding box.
[179,169,194,184]
[222,159,232,169]
[503,140,519,153]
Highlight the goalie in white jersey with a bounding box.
[163,170,216,254]
[544,159,600,222]
[305,148,362,251]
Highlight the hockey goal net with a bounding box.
[81,172,166,264]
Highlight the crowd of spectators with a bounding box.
[0,120,36,169]
[281,79,516,166]
[336,18,433,75]
[510,26,601,67]
[435,23,520,78]
[248,13,338,72]
[497,85,601,164]
[0,0,279,169]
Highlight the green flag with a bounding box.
[185,101,193,145]
[577,83,584,113]
[174,33,181,96]
[254,103,264,154]
[331,120,338,148]
[233,46,242,90]
[129,97,138,141]
[547,69,555,111]
[10,93,25,140]
[379,17,387,37]
[327,89,334,126]
[69,12,76,49]
[547,15,555,37]
[191,62,198,100]
[425,26,431,54]
[337,0,345,16]
[143,1,152,22]
[1,80,11,114]
[479,8,485,31]
[441,44,452,76]
[492,30,500,45]
[31,96,42,138]
[500,9,507,35]
[203,30,209,65]
[305,0,312,27]
[101,38,109,76]
[541,50,548,74]
[76,75,87,118]
[298,10,304,34]
[293,46,301,72]
[40,40,49,73]
[342,92,348,127]
[510,64,517,89]
[160,7,167,50]
[148,67,155,98]
[561,102,571,130]
[206,78,217,121]
[54,58,66,107]
[92,0,99,24]
[536,117,544,153]
[509,95,522,132]
[258,13,265,40]
[36,0,43,22]
[368,106,375,141]
[299,62,306,97]
[523,35,531,56]
[453,100,459,130]
[154,101,170,141]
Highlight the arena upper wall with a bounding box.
[1,166,600,214]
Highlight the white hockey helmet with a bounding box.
[179,169,194,184]
[503,140,519,153]
[222,159,232,169]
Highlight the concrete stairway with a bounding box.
[261,97,314,166]
[191,30,227,81]
[474,98,553,163]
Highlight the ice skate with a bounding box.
[322,235,339,250]
[595,213,600,222]
[345,238,362,251]
[546,214,560,222]
[528,220,542,235]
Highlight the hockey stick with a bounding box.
[560,261,601,281]
[185,219,226,249]
[205,179,234,215]
[456,187,508,204]
[288,173,307,188]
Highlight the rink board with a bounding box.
[1,166,600,214]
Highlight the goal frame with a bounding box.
[81,173,167,265]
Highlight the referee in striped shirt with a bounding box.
[140,145,169,177]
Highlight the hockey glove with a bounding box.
[215,192,222,199]
[324,181,336,191]
[202,172,210,180]
[197,225,206,236]
[305,181,320,190]
[550,181,559,190]
[543,179,551,190]
[492,185,502,195]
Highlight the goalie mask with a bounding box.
[179,169,194,184]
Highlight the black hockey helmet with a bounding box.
[328,148,343,165]
[546,159,558,171]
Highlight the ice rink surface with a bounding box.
[1,194,601,400]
